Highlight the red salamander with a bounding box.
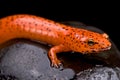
[0,14,111,68]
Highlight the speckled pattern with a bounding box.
[0,14,111,68]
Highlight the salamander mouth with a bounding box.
[102,46,111,51]
[83,46,111,54]
[95,46,111,52]
[90,46,111,53]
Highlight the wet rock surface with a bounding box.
[0,21,120,80]
[76,66,120,80]
[0,41,75,80]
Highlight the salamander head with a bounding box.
[72,30,111,54]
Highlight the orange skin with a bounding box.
[0,14,111,68]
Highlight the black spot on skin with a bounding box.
[35,23,38,26]
[65,28,68,30]
[62,27,65,29]
[46,28,49,30]
[81,33,84,36]
[86,50,89,53]
[95,38,98,40]
[84,45,88,48]
[101,47,104,50]
[74,40,77,43]
[91,50,96,53]
[10,17,14,21]
[89,34,92,37]
[49,54,51,56]
[97,44,101,47]
[28,22,32,25]
[78,45,81,48]
[72,37,75,40]
[46,28,51,32]
[66,34,70,37]
[48,29,51,32]
[81,51,84,53]
[54,22,59,26]
[15,23,19,28]
[81,42,84,45]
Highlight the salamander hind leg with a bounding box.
[48,45,70,68]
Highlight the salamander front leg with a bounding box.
[48,45,70,68]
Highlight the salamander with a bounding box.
[0,14,111,68]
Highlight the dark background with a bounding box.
[0,0,119,49]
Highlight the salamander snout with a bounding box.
[100,33,111,50]
[75,32,112,54]
[87,33,111,53]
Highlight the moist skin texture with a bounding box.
[0,14,111,68]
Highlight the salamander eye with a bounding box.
[87,39,95,46]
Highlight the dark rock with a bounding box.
[76,66,120,80]
[0,41,75,80]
